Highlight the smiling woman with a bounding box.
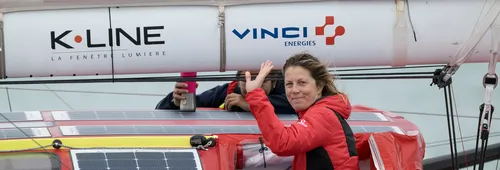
[244,53,358,170]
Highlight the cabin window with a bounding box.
[0,152,60,170]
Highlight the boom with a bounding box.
[0,0,498,78]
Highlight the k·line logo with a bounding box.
[50,26,167,62]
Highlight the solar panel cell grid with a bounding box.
[59,125,404,136]
[0,127,51,139]
[71,149,202,170]
[51,110,389,122]
[0,111,43,122]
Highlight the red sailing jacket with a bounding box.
[227,81,238,95]
[246,88,359,170]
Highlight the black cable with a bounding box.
[473,108,484,170]
[495,158,499,170]
[335,71,434,77]
[2,64,442,82]
[444,86,457,170]
[5,87,12,112]
[479,137,488,170]
[108,7,115,83]
[258,137,268,168]
[328,64,443,72]
[475,103,495,170]
[447,86,459,169]
[404,0,418,42]
[0,74,434,85]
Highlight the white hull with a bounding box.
[2,0,499,78]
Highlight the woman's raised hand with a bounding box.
[245,60,274,93]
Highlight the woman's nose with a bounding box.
[291,85,300,93]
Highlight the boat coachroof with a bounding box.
[0,105,425,170]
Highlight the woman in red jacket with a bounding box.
[244,53,359,170]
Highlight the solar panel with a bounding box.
[59,125,404,136]
[51,110,389,121]
[0,121,54,129]
[0,111,43,122]
[0,127,51,139]
[348,112,389,121]
[70,149,203,170]
[51,110,298,121]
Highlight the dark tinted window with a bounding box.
[0,152,60,170]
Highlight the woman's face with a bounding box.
[284,66,321,111]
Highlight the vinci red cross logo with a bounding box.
[315,16,345,45]
[231,16,345,47]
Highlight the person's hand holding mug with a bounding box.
[172,82,198,106]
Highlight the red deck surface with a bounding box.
[2,105,424,170]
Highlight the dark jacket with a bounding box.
[155,80,295,114]
[245,88,359,170]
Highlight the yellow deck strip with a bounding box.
[0,136,215,151]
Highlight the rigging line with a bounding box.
[0,112,71,170]
[474,105,484,170]
[42,84,74,110]
[327,64,444,72]
[444,86,457,170]
[164,70,434,79]
[0,87,166,97]
[108,7,115,83]
[5,87,12,112]
[479,135,489,170]
[1,70,435,82]
[0,75,436,85]
[390,110,500,120]
[472,0,492,35]
[477,102,496,170]
[448,86,459,169]
[425,132,500,148]
[159,71,434,79]
[335,71,434,76]
[451,84,468,168]
[404,0,417,42]
[496,158,499,170]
